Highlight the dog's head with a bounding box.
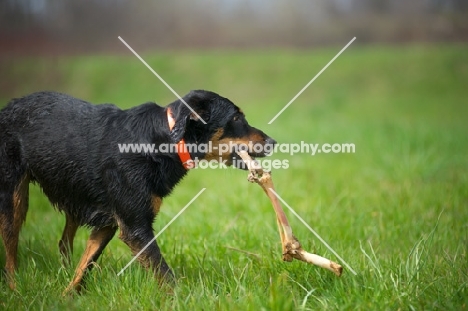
[168,90,276,169]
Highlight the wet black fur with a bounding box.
[0,90,275,285]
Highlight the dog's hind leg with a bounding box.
[0,174,29,289]
[58,212,79,265]
[63,225,116,295]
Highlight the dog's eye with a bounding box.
[233,116,240,122]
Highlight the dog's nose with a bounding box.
[265,137,277,146]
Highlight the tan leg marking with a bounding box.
[63,225,116,295]
[1,174,29,289]
[59,213,79,264]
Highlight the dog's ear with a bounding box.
[169,91,211,142]
[169,104,190,143]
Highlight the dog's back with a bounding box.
[1,92,116,210]
[2,92,166,224]
[1,92,116,170]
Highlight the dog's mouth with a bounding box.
[230,144,273,170]
[231,152,258,170]
[207,138,275,170]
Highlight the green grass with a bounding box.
[1,44,467,310]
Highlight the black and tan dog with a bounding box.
[0,90,275,293]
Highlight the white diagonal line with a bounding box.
[117,188,206,276]
[268,188,358,275]
[268,37,356,124]
[118,36,207,124]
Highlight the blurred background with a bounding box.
[1,0,467,54]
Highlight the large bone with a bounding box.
[236,150,343,276]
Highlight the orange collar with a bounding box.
[167,108,195,170]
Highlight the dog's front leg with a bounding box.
[118,223,175,284]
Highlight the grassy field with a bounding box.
[0,44,467,310]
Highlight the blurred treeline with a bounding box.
[0,0,467,55]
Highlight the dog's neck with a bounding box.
[166,108,195,170]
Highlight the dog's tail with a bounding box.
[0,98,28,205]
